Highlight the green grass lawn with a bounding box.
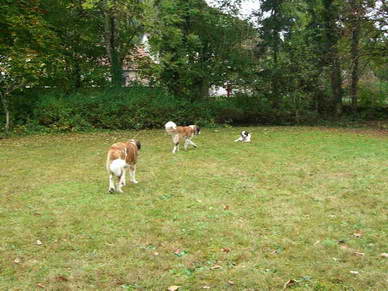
[1,127,387,290]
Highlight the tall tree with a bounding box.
[39,0,108,90]
[321,0,343,115]
[0,0,56,132]
[255,0,292,107]
[149,0,254,99]
[82,0,145,87]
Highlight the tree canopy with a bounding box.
[1,0,387,131]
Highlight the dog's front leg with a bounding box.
[121,168,126,186]
[188,139,197,148]
[184,138,189,150]
[129,165,138,184]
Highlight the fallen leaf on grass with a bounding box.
[55,275,68,282]
[174,249,187,257]
[210,264,222,270]
[350,271,359,275]
[223,205,230,210]
[227,280,235,285]
[353,231,363,238]
[36,283,45,288]
[202,286,210,289]
[353,252,365,257]
[168,286,180,291]
[36,240,43,245]
[14,258,21,264]
[380,253,388,258]
[283,279,296,289]
[221,247,231,253]
[313,240,320,246]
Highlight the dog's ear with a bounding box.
[135,140,141,150]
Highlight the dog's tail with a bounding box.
[165,121,177,135]
[108,159,127,177]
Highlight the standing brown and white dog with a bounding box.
[106,139,141,193]
[165,121,200,154]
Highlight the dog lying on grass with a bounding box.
[234,130,251,142]
[106,139,141,193]
[165,121,200,154]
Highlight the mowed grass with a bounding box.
[0,127,387,290]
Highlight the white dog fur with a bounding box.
[235,130,251,142]
[106,139,141,193]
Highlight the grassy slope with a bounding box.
[0,127,387,290]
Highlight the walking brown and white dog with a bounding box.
[106,139,141,193]
[165,121,200,154]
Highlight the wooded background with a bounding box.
[1,0,387,132]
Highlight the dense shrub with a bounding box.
[31,87,215,131]
[1,86,387,133]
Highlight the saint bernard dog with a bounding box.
[234,130,251,142]
[106,139,141,193]
[165,121,200,154]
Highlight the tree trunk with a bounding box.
[199,78,209,99]
[74,58,82,89]
[323,0,343,116]
[0,94,10,133]
[350,0,361,114]
[331,53,343,116]
[104,11,124,87]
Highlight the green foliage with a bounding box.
[359,83,386,107]
[30,87,216,132]
[148,0,255,99]
[1,0,387,133]
[2,85,386,134]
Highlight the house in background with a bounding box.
[122,34,159,86]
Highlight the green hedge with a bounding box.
[1,86,387,133]
[30,87,215,131]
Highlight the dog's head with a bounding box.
[241,130,249,137]
[195,126,201,135]
[129,139,141,150]
[189,125,201,135]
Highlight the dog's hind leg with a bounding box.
[108,174,115,193]
[173,143,179,153]
[119,168,126,187]
[117,173,125,193]
[172,134,179,153]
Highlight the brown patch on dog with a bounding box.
[176,126,196,138]
[107,139,140,166]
